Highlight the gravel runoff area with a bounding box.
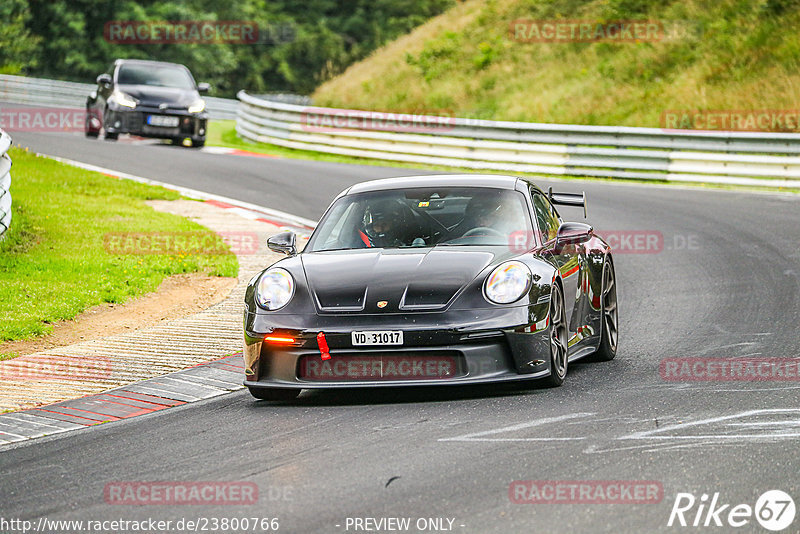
[0,199,294,413]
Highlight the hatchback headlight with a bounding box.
[256,268,295,310]
[188,99,206,113]
[484,261,532,304]
[111,90,137,109]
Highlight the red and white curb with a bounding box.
[0,152,319,447]
[201,146,281,159]
[0,354,245,446]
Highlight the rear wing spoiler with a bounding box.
[548,187,587,218]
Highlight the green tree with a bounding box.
[21,0,456,95]
[0,0,41,74]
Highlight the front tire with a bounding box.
[85,113,99,138]
[102,107,118,140]
[248,387,300,401]
[592,257,618,361]
[542,281,569,387]
[172,137,198,147]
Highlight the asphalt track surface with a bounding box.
[2,129,800,533]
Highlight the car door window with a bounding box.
[316,200,359,249]
[531,191,560,243]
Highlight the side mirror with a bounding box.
[556,222,593,247]
[197,82,210,93]
[267,231,297,256]
[96,73,112,87]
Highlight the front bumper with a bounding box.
[243,307,553,390]
[105,107,207,141]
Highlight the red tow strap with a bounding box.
[358,230,372,247]
[317,332,331,360]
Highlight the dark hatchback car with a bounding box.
[85,59,209,147]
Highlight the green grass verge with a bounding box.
[0,148,238,347]
[207,120,800,195]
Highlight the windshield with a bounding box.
[307,187,532,252]
[117,64,196,90]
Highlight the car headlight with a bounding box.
[256,268,295,310]
[111,91,137,109]
[188,99,205,113]
[483,261,532,304]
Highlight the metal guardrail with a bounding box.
[0,129,12,238]
[0,74,238,120]
[252,93,312,106]
[236,91,800,188]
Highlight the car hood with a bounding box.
[117,84,198,108]
[301,247,510,313]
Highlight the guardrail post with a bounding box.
[0,129,12,239]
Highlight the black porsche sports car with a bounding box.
[85,59,209,147]
[243,174,618,400]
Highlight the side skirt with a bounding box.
[568,343,599,363]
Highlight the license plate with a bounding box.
[147,115,179,127]
[351,330,403,346]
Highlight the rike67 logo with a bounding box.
[668,490,796,531]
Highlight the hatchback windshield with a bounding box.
[117,64,196,89]
[308,187,532,251]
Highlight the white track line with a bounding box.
[36,153,318,230]
[438,412,594,442]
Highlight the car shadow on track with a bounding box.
[248,361,599,407]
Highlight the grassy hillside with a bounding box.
[313,0,800,127]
